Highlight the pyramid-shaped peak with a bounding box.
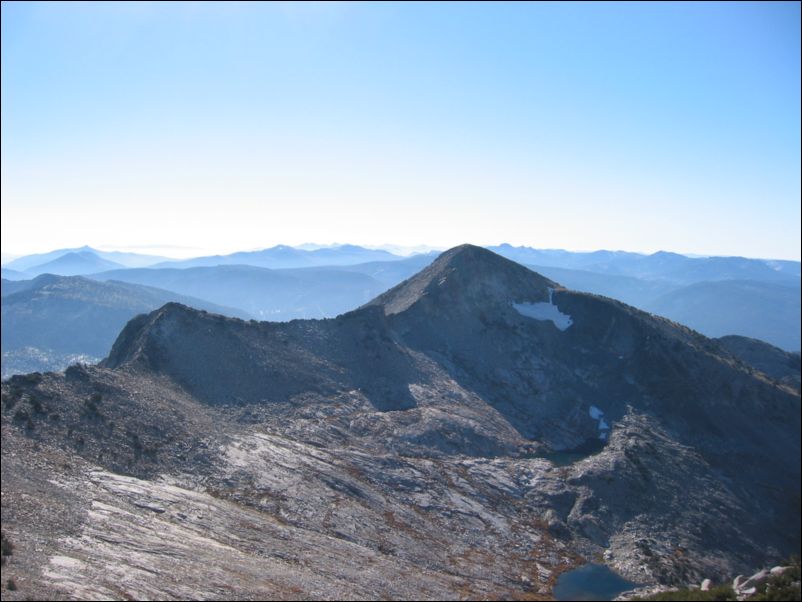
[364,244,559,316]
[421,243,557,278]
[435,243,502,263]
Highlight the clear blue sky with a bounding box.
[2,1,800,259]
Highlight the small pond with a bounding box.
[553,563,640,601]
[534,438,606,467]
[534,450,593,467]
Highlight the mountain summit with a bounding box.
[23,250,124,276]
[2,245,799,599]
[366,244,557,316]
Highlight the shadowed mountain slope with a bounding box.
[716,334,800,392]
[1,275,249,377]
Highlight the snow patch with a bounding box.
[589,405,611,439]
[513,288,573,331]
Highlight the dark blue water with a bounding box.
[553,563,639,601]
[536,451,592,466]
[535,438,607,466]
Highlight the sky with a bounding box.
[2,1,800,260]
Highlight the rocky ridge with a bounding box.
[1,245,799,600]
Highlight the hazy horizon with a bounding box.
[2,2,800,260]
[3,240,802,265]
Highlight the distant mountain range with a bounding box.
[20,250,125,277]
[1,244,410,278]
[0,267,27,281]
[90,264,386,320]
[645,280,801,352]
[3,245,171,274]
[1,244,799,378]
[489,244,801,285]
[150,244,407,270]
[523,265,801,352]
[5,242,797,284]
[1,274,247,377]
[2,245,798,600]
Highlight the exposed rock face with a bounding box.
[2,244,799,600]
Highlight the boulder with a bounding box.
[740,569,769,590]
